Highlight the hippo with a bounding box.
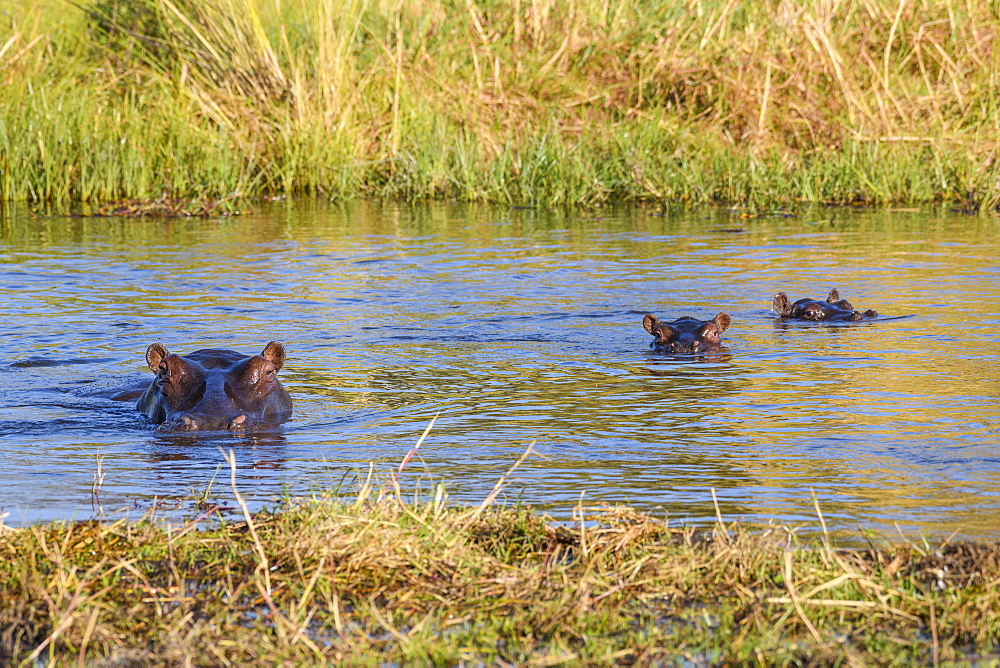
[136,341,292,431]
[771,289,878,322]
[642,313,731,354]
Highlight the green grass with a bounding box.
[2,461,998,664]
[4,0,1000,208]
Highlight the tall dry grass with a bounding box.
[3,0,1000,206]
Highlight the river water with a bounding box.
[0,201,997,539]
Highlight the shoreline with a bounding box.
[2,472,999,664]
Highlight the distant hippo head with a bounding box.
[642,313,731,354]
[136,342,292,431]
[772,289,878,322]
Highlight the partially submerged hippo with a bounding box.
[136,342,292,431]
[772,289,878,322]
[643,313,731,354]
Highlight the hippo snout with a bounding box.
[666,338,703,353]
[167,413,250,432]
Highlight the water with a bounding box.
[1,201,998,539]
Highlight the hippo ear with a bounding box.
[145,343,169,371]
[826,289,841,303]
[772,292,791,316]
[712,313,731,332]
[261,341,286,372]
[642,314,660,334]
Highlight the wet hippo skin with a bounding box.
[136,341,293,431]
[642,313,731,353]
[772,289,878,322]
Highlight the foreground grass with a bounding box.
[2,477,998,664]
[4,0,1000,208]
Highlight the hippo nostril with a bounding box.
[181,416,199,431]
[228,414,247,430]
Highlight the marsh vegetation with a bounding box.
[4,0,1000,207]
[2,459,1000,665]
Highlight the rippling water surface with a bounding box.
[1,201,998,538]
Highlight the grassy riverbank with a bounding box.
[2,468,999,664]
[4,0,1000,208]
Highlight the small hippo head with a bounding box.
[643,313,731,354]
[772,289,878,322]
[137,342,292,431]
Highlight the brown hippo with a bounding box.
[772,289,878,322]
[642,313,731,354]
[136,341,292,431]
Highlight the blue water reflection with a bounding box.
[0,202,997,539]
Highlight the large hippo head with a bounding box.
[136,341,293,431]
[772,289,878,322]
[642,313,731,354]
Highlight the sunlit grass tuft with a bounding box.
[1,458,998,664]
